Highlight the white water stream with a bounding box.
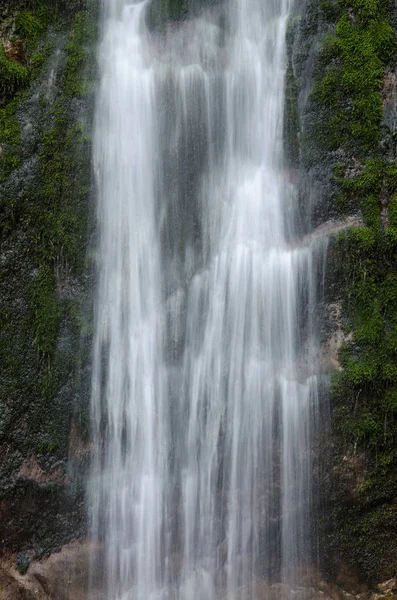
[90,0,321,598]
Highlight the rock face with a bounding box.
[1,0,397,596]
[0,542,396,600]
[0,541,93,600]
[288,0,397,586]
[0,0,96,559]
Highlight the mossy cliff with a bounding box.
[1,0,397,587]
[289,0,397,586]
[0,0,207,568]
[0,0,96,556]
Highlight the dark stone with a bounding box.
[0,0,94,558]
[16,551,29,575]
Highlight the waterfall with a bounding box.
[89,0,321,598]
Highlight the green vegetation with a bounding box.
[332,157,397,454]
[0,6,51,180]
[64,11,97,97]
[15,8,50,50]
[0,4,96,182]
[0,96,22,146]
[298,0,397,583]
[0,46,29,99]
[0,92,26,183]
[0,4,53,98]
[0,5,95,471]
[327,206,397,582]
[308,0,395,156]
[332,500,397,582]
[308,0,397,443]
[32,105,90,274]
[30,265,60,361]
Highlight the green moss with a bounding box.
[37,436,60,454]
[0,46,29,99]
[308,0,395,156]
[0,9,94,409]
[337,226,376,259]
[385,390,397,414]
[385,227,397,248]
[334,218,397,392]
[15,9,48,49]
[31,51,45,70]
[385,194,397,247]
[330,148,397,579]
[342,160,384,197]
[63,11,96,98]
[350,277,383,344]
[0,93,27,180]
[350,412,382,443]
[1,4,95,380]
[348,0,389,20]
[1,154,22,182]
[333,500,397,583]
[0,4,56,181]
[0,4,53,101]
[36,368,58,403]
[30,265,61,361]
[344,355,379,386]
[32,107,90,273]
[320,0,340,20]
[299,0,397,582]
[331,204,397,579]
[387,193,397,226]
[0,1,95,552]
[362,196,382,235]
[0,98,21,147]
[385,165,397,193]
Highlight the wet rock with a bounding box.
[319,301,353,374]
[17,457,66,486]
[0,566,48,600]
[0,541,106,600]
[378,580,397,594]
[0,0,94,558]
[15,552,29,575]
[4,40,25,64]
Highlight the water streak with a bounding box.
[90,0,322,598]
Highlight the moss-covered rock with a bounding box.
[292,0,397,586]
[0,0,96,555]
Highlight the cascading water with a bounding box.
[89,0,321,598]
